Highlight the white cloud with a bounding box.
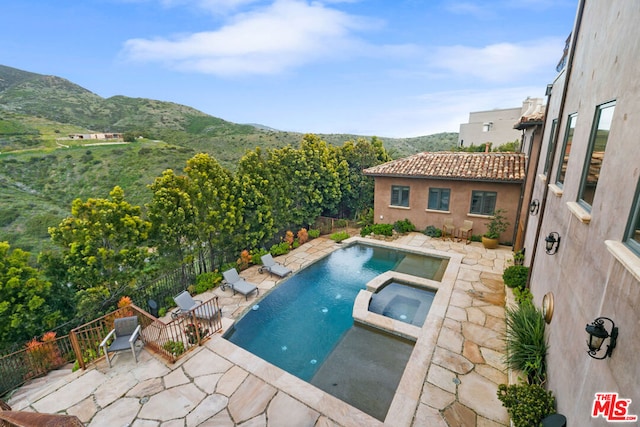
[444,1,494,19]
[431,38,563,82]
[359,86,546,137]
[122,0,375,76]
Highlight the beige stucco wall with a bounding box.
[458,107,522,149]
[372,176,520,243]
[526,1,640,424]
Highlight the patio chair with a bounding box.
[259,253,292,277]
[222,268,259,300]
[442,218,455,241]
[458,220,474,244]
[172,291,219,320]
[100,316,141,367]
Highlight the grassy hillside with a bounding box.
[0,64,458,254]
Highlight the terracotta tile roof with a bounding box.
[363,151,526,182]
[515,109,545,129]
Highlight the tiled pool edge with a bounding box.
[359,239,463,426]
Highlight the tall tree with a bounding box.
[338,137,391,218]
[236,148,276,249]
[147,169,198,266]
[268,135,344,228]
[184,153,243,268]
[0,242,67,349]
[48,186,151,318]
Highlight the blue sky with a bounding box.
[2,0,577,138]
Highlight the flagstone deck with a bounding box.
[6,233,512,426]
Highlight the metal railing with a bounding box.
[0,335,76,397]
[0,297,222,396]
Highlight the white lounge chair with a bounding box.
[172,291,219,320]
[222,268,259,300]
[259,253,292,277]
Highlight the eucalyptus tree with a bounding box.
[236,148,276,249]
[47,186,151,318]
[184,153,244,269]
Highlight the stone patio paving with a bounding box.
[6,232,512,426]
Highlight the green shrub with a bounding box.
[158,307,167,318]
[371,223,394,236]
[470,234,483,242]
[356,208,374,227]
[503,265,529,290]
[184,323,209,345]
[335,219,348,228]
[497,383,556,427]
[195,271,222,294]
[360,225,373,236]
[505,301,548,385]
[393,218,416,233]
[163,340,185,356]
[423,225,442,238]
[330,231,350,242]
[270,241,291,256]
[308,229,321,239]
[250,248,269,265]
[220,262,237,273]
[513,249,525,265]
[513,287,533,306]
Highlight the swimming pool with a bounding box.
[223,243,448,418]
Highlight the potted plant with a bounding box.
[482,209,509,249]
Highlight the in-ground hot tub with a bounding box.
[368,282,436,327]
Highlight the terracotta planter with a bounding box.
[482,236,499,249]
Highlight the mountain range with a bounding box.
[0,64,458,254]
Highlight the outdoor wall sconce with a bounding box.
[529,199,540,216]
[585,317,618,359]
[544,232,561,255]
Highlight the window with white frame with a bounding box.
[556,113,577,187]
[482,122,493,132]
[390,185,410,207]
[428,188,450,211]
[626,180,640,256]
[470,191,497,215]
[578,101,615,210]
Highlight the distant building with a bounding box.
[68,133,123,140]
[458,98,544,149]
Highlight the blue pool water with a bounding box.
[224,243,444,381]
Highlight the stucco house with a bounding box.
[520,0,640,424]
[363,151,525,243]
[458,97,544,149]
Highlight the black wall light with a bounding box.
[545,232,561,255]
[585,317,618,359]
[529,199,540,216]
